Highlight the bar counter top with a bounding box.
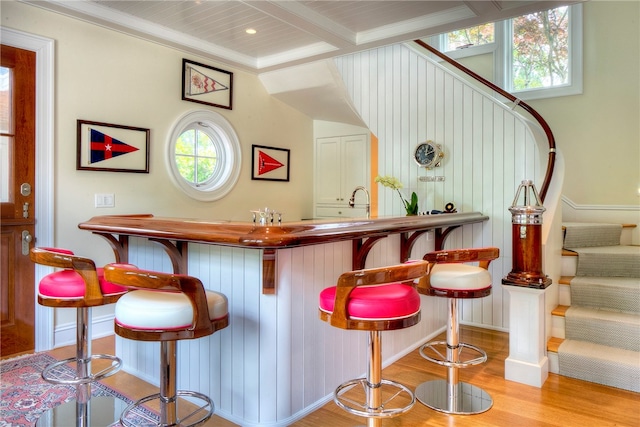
[80,212,489,293]
[78,212,488,249]
[94,212,491,425]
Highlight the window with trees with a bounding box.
[167,110,241,201]
[429,4,582,100]
[444,23,494,51]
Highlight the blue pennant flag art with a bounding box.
[90,128,139,164]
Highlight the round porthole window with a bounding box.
[167,110,241,201]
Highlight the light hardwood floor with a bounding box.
[43,326,639,427]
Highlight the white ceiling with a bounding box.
[26,0,578,74]
[24,0,579,124]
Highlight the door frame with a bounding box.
[2,27,54,352]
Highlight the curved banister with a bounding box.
[413,39,556,202]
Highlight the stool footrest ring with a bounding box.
[41,354,122,385]
[419,340,487,368]
[120,390,214,427]
[334,378,415,419]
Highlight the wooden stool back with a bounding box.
[30,247,122,307]
[104,265,229,342]
[419,247,499,298]
[319,260,428,331]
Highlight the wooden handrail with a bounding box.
[413,39,556,202]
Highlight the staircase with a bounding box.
[547,222,640,392]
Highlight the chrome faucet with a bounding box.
[348,186,370,218]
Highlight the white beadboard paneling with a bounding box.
[115,43,559,425]
[335,44,547,330]
[119,234,450,426]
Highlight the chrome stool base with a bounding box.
[419,340,487,368]
[36,396,128,427]
[120,390,214,427]
[415,379,492,415]
[334,378,415,419]
[41,354,122,385]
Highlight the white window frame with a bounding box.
[167,110,241,201]
[428,4,582,101]
[496,3,583,100]
[429,24,498,61]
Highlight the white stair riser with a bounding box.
[548,351,559,374]
[551,315,565,339]
[559,284,571,306]
[561,255,578,277]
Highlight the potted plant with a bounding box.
[375,175,419,215]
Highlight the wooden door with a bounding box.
[1,45,36,357]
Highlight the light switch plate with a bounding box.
[95,193,115,208]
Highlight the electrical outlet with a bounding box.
[95,193,115,208]
[418,176,446,182]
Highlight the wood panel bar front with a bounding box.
[79,212,490,427]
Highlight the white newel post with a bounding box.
[503,285,549,387]
[502,180,552,388]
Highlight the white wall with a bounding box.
[528,1,639,207]
[332,0,640,331]
[451,1,640,207]
[3,1,314,330]
[335,44,553,330]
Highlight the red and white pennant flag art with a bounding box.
[257,150,284,175]
[187,65,229,95]
[89,128,139,164]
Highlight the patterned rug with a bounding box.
[0,352,158,426]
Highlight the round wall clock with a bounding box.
[413,141,444,169]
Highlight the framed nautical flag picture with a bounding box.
[251,145,290,182]
[182,59,233,110]
[76,120,150,173]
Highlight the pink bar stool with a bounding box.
[415,247,499,415]
[318,260,428,427]
[104,264,229,427]
[30,247,132,426]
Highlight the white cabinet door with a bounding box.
[315,134,369,217]
[315,137,342,204]
[341,134,368,202]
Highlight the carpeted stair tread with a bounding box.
[565,245,640,278]
[565,306,640,352]
[557,339,640,392]
[563,222,622,248]
[570,276,640,314]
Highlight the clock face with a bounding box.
[414,141,442,168]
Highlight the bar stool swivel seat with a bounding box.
[30,247,130,426]
[104,264,229,427]
[318,261,428,427]
[415,247,499,415]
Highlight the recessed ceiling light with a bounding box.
[246,28,257,35]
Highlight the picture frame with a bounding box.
[182,59,233,110]
[76,120,150,173]
[251,145,290,182]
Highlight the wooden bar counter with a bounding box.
[79,212,489,427]
[79,212,488,293]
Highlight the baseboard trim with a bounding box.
[505,356,549,388]
[53,313,116,348]
[562,196,640,211]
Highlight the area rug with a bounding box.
[0,352,158,426]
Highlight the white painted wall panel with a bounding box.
[117,235,448,426]
[115,43,555,426]
[335,44,548,330]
